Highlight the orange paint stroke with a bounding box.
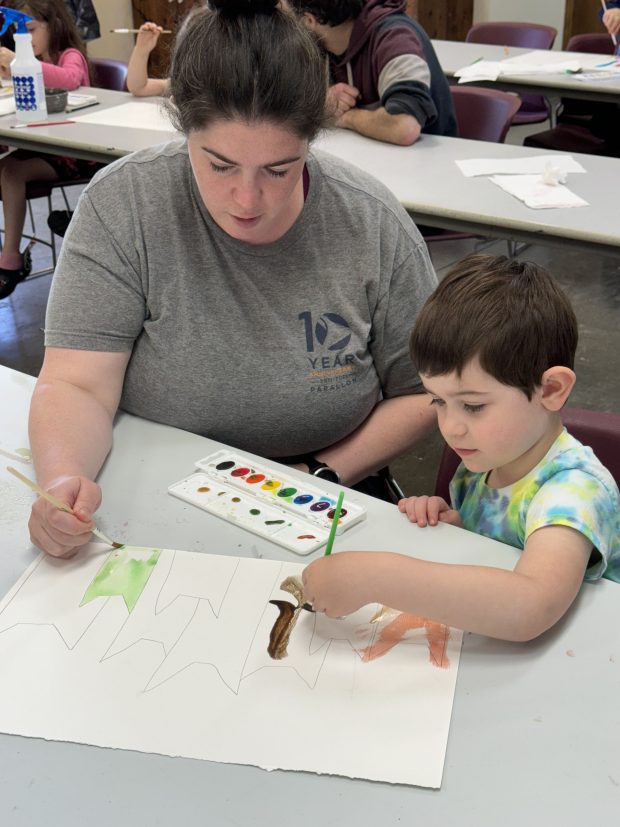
[358,612,450,669]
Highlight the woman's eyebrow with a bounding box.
[202,147,301,166]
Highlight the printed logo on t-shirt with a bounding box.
[298,310,359,393]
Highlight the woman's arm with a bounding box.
[28,347,131,557]
[302,525,592,641]
[309,393,436,485]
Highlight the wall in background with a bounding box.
[473,0,566,45]
[87,0,605,64]
[87,0,134,62]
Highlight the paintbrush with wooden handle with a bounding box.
[6,466,123,548]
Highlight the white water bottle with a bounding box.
[11,30,47,123]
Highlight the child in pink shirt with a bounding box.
[0,0,99,298]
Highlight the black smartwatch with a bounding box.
[302,454,341,484]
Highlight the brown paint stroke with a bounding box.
[358,612,451,669]
[267,576,306,660]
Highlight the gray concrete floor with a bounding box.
[1,155,619,498]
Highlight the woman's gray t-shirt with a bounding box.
[45,141,437,457]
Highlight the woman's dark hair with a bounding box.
[166,0,329,140]
[6,0,88,65]
[409,254,579,400]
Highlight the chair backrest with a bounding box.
[434,407,620,501]
[566,33,615,56]
[466,21,557,50]
[450,87,521,143]
[90,57,128,92]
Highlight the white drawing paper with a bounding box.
[73,101,177,132]
[0,544,462,787]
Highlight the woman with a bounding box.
[28,0,437,558]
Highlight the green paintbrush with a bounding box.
[324,490,345,556]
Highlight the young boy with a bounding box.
[302,255,620,641]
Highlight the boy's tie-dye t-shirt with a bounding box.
[449,429,620,583]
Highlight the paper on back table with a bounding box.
[455,155,586,177]
[73,101,177,132]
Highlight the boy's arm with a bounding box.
[302,524,592,641]
[338,106,422,146]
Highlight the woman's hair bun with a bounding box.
[209,0,279,17]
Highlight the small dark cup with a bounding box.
[45,88,68,114]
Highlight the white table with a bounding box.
[433,39,620,104]
[0,364,618,826]
[315,129,620,257]
[0,87,179,163]
[1,88,618,257]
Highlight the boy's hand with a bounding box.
[327,83,360,119]
[29,475,102,559]
[135,22,163,53]
[398,495,461,528]
[302,552,374,618]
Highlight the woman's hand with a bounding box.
[398,495,461,528]
[28,475,102,559]
[135,22,164,53]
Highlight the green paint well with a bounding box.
[80,548,161,613]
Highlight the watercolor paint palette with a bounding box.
[168,450,366,555]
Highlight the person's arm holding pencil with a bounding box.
[126,22,170,97]
[601,0,620,45]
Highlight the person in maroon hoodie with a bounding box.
[289,0,457,145]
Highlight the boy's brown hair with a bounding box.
[409,254,578,399]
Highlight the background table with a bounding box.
[1,365,618,826]
[433,39,620,104]
[314,129,620,257]
[0,88,179,163]
[1,88,618,257]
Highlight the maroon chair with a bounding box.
[450,86,522,143]
[564,33,615,54]
[466,22,558,125]
[434,407,620,502]
[90,57,129,93]
[523,34,618,157]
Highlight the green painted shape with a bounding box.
[15,447,32,459]
[80,548,161,613]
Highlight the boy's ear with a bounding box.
[301,12,318,30]
[539,366,576,411]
